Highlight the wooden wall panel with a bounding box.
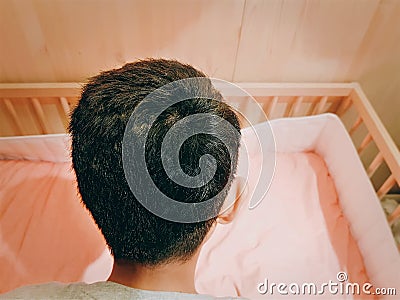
[349,0,400,148]
[233,0,380,82]
[0,0,399,146]
[0,0,244,82]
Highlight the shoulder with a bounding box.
[0,282,129,299]
[0,282,71,299]
[0,282,249,300]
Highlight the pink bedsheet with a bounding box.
[0,153,371,298]
[195,152,371,299]
[2,113,396,297]
[0,160,107,294]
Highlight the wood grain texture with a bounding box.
[0,0,244,81]
[233,0,380,82]
[0,0,399,146]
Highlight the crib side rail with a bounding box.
[0,83,81,136]
[347,84,400,196]
[347,84,400,225]
[0,82,399,223]
[229,83,400,225]
[0,83,82,98]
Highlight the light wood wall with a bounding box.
[0,0,399,146]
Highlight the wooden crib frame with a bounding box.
[0,82,399,225]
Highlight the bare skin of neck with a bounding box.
[108,251,200,294]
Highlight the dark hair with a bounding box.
[69,59,241,265]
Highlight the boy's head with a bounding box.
[69,59,241,266]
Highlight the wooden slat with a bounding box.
[388,205,400,226]
[30,97,51,134]
[351,84,400,188]
[59,97,70,117]
[327,99,341,114]
[284,99,293,117]
[335,95,352,116]
[238,97,251,127]
[265,96,278,119]
[307,100,318,116]
[311,96,328,115]
[3,98,24,135]
[367,152,384,178]
[377,175,396,199]
[349,116,363,136]
[285,96,303,117]
[357,133,373,154]
[256,96,270,106]
[58,97,71,131]
[292,96,303,116]
[258,96,270,121]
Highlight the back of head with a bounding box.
[69,59,241,266]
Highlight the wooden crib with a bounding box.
[0,82,399,227]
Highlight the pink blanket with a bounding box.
[0,160,107,293]
[196,152,370,299]
[0,152,373,298]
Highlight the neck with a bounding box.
[108,254,199,294]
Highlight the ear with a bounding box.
[217,176,247,225]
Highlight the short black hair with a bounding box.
[69,59,241,265]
